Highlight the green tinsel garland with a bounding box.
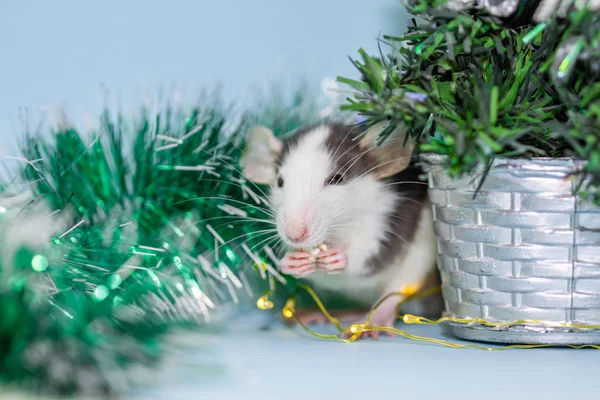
[338,1,600,203]
[0,91,322,396]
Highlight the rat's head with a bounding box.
[241,123,415,249]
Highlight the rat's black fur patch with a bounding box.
[324,123,428,275]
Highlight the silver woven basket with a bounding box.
[420,154,600,345]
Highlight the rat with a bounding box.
[241,122,440,338]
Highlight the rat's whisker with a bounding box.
[241,235,281,267]
[352,154,414,182]
[328,186,423,219]
[329,124,364,170]
[247,234,282,259]
[334,134,411,179]
[275,238,285,255]
[239,234,281,273]
[195,177,275,207]
[329,222,360,228]
[211,229,278,257]
[326,197,357,216]
[195,215,276,226]
[244,235,288,278]
[377,212,411,223]
[379,180,428,188]
[212,219,276,232]
[331,142,374,179]
[389,194,428,208]
[222,130,281,171]
[329,122,379,169]
[175,196,277,218]
[330,138,364,170]
[326,195,415,226]
[194,145,276,209]
[382,228,411,246]
[328,221,361,230]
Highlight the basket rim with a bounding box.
[420,153,586,163]
[419,153,588,170]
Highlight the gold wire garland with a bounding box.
[259,284,600,350]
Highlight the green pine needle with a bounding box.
[338,3,600,203]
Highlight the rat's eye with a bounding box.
[326,174,344,186]
[277,176,284,188]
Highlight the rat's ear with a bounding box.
[358,123,415,180]
[241,126,283,185]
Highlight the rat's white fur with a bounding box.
[269,125,438,308]
[306,202,437,309]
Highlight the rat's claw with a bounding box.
[344,324,397,340]
[280,251,316,278]
[284,308,368,326]
[315,247,347,274]
[284,309,331,326]
[344,309,398,340]
[361,327,397,340]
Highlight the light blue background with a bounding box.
[3,3,595,400]
[1,0,408,152]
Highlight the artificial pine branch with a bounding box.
[338,1,600,203]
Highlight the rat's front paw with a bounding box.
[279,251,316,278]
[345,307,398,340]
[363,312,398,340]
[315,247,347,274]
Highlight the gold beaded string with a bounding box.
[259,284,600,350]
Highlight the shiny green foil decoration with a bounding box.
[0,92,321,396]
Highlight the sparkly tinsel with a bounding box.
[0,91,322,396]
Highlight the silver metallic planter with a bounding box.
[421,154,600,345]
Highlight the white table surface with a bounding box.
[127,310,598,400]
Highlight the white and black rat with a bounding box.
[241,122,440,338]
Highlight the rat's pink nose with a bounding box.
[286,224,308,242]
[284,217,309,243]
